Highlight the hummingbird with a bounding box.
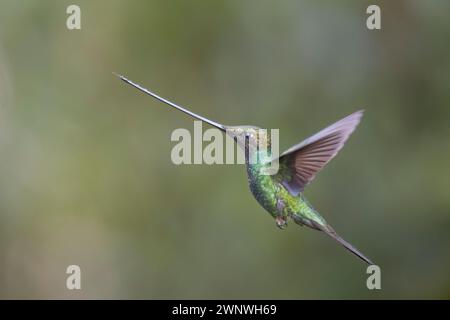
[115,74,373,265]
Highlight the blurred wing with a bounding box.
[274,110,364,196]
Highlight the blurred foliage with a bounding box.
[0,0,450,299]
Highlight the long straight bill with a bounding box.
[115,73,226,131]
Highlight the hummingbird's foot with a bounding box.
[275,216,288,230]
[275,199,287,230]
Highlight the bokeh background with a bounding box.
[0,0,449,299]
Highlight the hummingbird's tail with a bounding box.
[291,213,373,265]
[322,225,373,265]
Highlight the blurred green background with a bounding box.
[0,0,449,299]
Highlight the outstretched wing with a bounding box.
[274,110,364,196]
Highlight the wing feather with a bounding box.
[274,110,364,196]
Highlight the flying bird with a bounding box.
[116,74,373,265]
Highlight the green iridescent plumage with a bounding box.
[117,74,373,265]
[247,157,326,228]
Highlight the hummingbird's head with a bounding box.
[225,125,267,151]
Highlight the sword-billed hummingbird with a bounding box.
[116,74,373,265]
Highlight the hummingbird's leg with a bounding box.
[275,216,288,230]
[275,199,288,230]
